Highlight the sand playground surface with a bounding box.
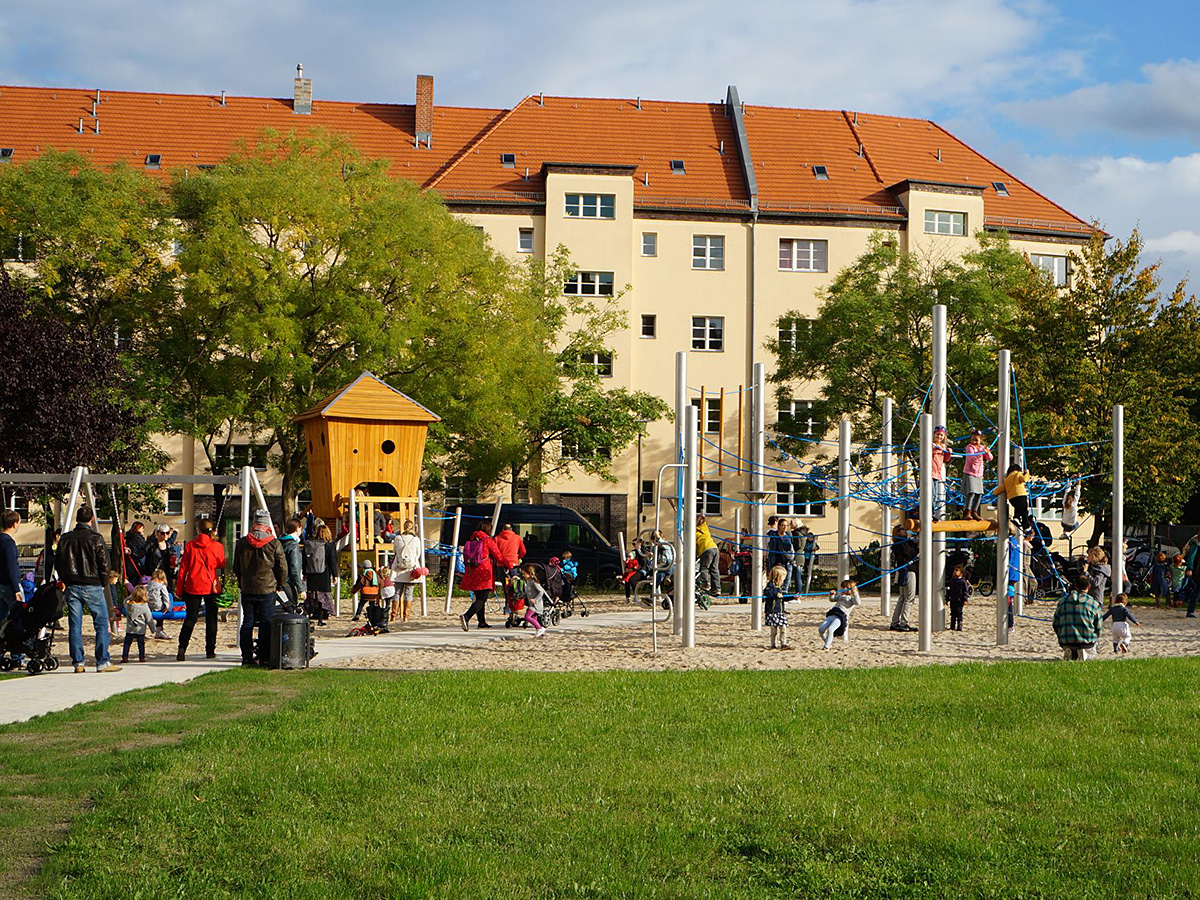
[62,594,1200,673]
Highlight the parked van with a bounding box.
[442,504,622,588]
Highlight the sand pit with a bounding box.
[326,598,1200,672]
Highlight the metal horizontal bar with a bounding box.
[0,473,239,486]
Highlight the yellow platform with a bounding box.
[903,517,998,533]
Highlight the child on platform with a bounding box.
[764,565,790,650]
[818,579,860,650]
[1102,593,1139,653]
[948,564,971,631]
[960,431,994,521]
[931,426,953,521]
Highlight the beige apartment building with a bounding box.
[0,74,1094,547]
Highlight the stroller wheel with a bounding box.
[26,658,43,675]
[0,657,11,672]
[581,609,589,617]
[46,657,59,671]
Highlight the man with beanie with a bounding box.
[232,510,287,666]
[57,506,121,673]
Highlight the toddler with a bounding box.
[560,551,579,582]
[121,585,154,663]
[1170,555,1186,607]
[763,565,790,650]
[948,564,971,631]
[147,568,172,640]
[1102,593,1139,653]
[818,579,861,650]
[1150,552,1170,608]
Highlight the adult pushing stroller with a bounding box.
[0,580,65,675]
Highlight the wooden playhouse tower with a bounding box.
[294,372,439,548]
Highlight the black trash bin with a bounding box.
[269,614,313,670]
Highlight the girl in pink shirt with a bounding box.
[960,430,994,521]
[931,426,953,521]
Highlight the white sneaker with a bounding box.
[535,628,546,637]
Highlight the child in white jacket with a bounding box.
[818,579,861,650]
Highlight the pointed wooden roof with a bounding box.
[293,372,440,424]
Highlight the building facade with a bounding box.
[0,74,1093,545]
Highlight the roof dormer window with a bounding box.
[0,148,13,163]
[145,153,162,169]
[501,153,516,168]
[813,165,829,180]
[992,181,1009,196]
[670,159,685,174]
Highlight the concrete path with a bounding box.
[0,601,754,726]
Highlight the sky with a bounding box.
[2,0,1197,287]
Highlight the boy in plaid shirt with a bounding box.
[1053,575,1104,660]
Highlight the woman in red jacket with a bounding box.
[458,527,504,631]
[176,518,227,661]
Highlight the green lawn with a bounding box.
[2,661,1199,899]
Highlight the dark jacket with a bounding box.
[232,525,287,596]
[892,536,918,585]
[767,532,795,568]
[280,534,304,599]
[124,528,147,564]
[1,532,21,596]
[56,524,110,587]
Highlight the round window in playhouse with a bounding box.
[381,439,396,455]
[352,448,358,454]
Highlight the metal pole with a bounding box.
[618,531,626,565]
[995,350,1011,646]
[919,414,933,653]
[674,351,688,637]
[248,468,273,533]
[349,487,359,611]
[417,490,428,617]
[239,467,251,623]
[932,302,947,633]
[1112,404,1124,606]
[444,507,462,614]
[838,417,851,584]
[682,403,698,648]
[489,495,503,535]
[751,361,765,631]
[880,398,893,617]
[61,466,86,532]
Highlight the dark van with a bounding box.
[442,504,622,588]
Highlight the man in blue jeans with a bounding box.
[232,510,287,666]
[56,506,121,673]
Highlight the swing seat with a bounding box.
[151,599,189,622]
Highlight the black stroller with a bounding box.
[0,581,64,675]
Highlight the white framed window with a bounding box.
[580,352,613,377]
[697,480,722,516]
[518,228,534,253]
[924,210,965,236]
[563,271,615,296]
[1035,494,1064,522]
[6,490,29,517]
[692,235,724,270]
[640,480,655,507]
[640,314,657,338]
[1030,254,1069,287]
[2,232,34,263]
[776,482,825,516]
[777,317,814,354]
[444,477,478,506]
[214,443,269,471]
[690,397,722,434]
[778,239,828,272]
[642,232,657,256]
[165,489,184,517]
[691,316,724,351]
[564,193,615,219]
[561,437,611,461]
[777,399,822,437]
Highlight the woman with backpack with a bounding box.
[459,526,504,631]
[390,519,425,623]
[302,523,338,626]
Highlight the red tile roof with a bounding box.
[0,84,1091,233]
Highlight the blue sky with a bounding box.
[2,0,1197,286]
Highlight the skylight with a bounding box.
[813,165,829,180]
[992,181,1010,196]
[670,159,685,174]
[0,148,13,163]
[145,153,162,169]
[501,152,516,168]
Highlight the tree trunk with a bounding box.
[528,447,544,504]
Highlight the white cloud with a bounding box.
[1005,58,1200,140]
[1017,151,1200,288]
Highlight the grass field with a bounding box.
[2,661,1199,899]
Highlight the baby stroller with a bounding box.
[0,581,65,675]
[546,561,588,620]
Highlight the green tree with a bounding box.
[161,129,538,512]
[483,248,669,502]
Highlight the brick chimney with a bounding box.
[415,74,433,146]
[293,63,312,115]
